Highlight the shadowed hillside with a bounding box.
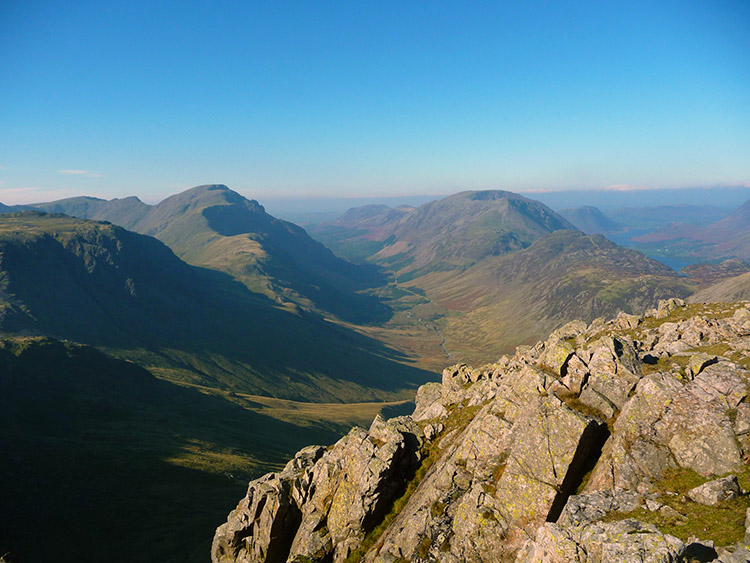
[0,336,379,563]
[0,212,433,402]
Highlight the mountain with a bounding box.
[0,211,431,401]
[0,202,31,214]
[557,205,623,236]
[33,185,388,323]
[372,190,575,277]
[681,259,750,289]
[311,190,575,276]
[214,299,750,563]
[629,198,750,263]
[307,191,693,365]
[0,336,363,563]
[33,195,150,229]
[306,204,416,263]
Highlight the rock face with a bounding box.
[213,299,750,562]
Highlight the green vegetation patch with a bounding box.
[603,467,750,547]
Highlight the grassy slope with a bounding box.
[375,190,575,274]
[0,336,410,563]
[0,212,434,402]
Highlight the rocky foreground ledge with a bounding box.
[212,299,750,563]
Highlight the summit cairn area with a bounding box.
[213,298,750,563]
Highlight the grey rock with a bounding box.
[687,475,741,505]
[413,382,446,422]
[558,489,641,525]
[656,363,745,476]
[515,519,685,563]
[211,445,325,563]
[655,297,686,319]
[578,336,641,419]
[716,545,750,563]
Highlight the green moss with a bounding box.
[431,500,446,517]
[417,536,432,559]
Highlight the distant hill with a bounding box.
[557,206,623,236]
[681,259,750,289]
[630,198,750,262]
[34,195,149,229]
[376,190,575,277]
[0,202,31,214]
[33,185,388,323]
[310,190,574,276]
[0,212,431,401]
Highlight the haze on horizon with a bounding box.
[1,0,748,205]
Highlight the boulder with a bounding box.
[516,519,685,563]
[558,489,641,525]
[578,336,641,418]
[413,382,446,422]
[687,475,741,506]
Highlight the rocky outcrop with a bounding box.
[212,416,424,563]
[214,298,750,562]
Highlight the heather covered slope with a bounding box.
[372,190,575,276]
[214,298,750,563]
[308,190,574,273]
[33,185,388,323]
[407,230,695,363]
[0,212,431,401]
[689,271,750,303]
[306,191,695,367]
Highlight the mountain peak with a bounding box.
[460,189,529,202]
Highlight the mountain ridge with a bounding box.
[32,185,389,323]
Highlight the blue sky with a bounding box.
[1,0,748,204]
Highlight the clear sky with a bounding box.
[1,0,749,204]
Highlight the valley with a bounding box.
[4,186,750,562]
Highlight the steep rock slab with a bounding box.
[655,362,746,476]
[212,416,423,563]
[578,336,641,418]
[586,373,683,491]
[367,400,513,562]
[493,396,604,552]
